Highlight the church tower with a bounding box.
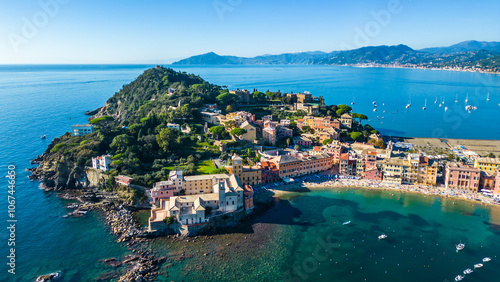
[218,181,226,212]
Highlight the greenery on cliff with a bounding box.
[35,66,378,189]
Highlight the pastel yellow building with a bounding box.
[474,157,500,172]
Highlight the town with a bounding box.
[75,88,500,237]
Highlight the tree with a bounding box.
[209,126,225,140]
[487,152,496,158]
[294,145,300,151]
[336,105,352,117]
[352,113,368,123]
[230,128,247,138]
[302,125,314,134]
[322,139,334,145]
[156,128,179,153]
[224,120,237,130]
[163,216,175,225]
[374,139,386,149]
[226,104,235,113]
[253,91,267,103]
[110,134,134,153]
[216,92,238,106]
[350,132,363,142]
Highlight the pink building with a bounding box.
[365,168,382,181]
[493,168,500,196]
[277,126,293,139]
[365,151,377,170]
[294,136,312,147]
[444,163,481,191]
[115,175,133,186]
[151,181,174,206]
[263,126,277,145]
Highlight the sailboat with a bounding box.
[406,96,411,109]
[487,92,490,101]
[422,99,427,110]
[455,94,458,103]
[465,93,468,103]
[439,98,442,107]
[444,106,448,112]
[442,96,445,104]
[434,97,437,104]
[41,126,46,139]
[351,96,355,105]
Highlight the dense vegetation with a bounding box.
[41,67,380,189]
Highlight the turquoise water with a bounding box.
[284,189,500,282]
[0,65,499,281]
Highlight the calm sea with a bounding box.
[0,64,499,281]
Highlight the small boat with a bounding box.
[487,92,490,101]
[373,109,377,112]
[351,96,355,105]
[434,97,438,104]
[41,135,46,139]
[374,104,377,107]
[343,221,351,225]
[483,257,491,262]
[422,99,427,110]
[455,275,464,281]
[463,268,473,275]
[456,243,465,251]
[439,103,442,108]
[474,263,483,268]
[455,94,458,103]
[378,234,387,240]
[405,103,410,109]
[444,107,448,112]
[465,93,468,103]
[372,101,376,105]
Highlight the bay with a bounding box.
[0,64,499,281]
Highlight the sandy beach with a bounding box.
[265,177,500,209]
[402,137,500,157]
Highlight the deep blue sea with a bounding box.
[0,64,499,281]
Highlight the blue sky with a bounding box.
[1,0,499,63]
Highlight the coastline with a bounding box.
[334,63,500,75]
[267,179,500,209]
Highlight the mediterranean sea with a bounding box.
[0,64,499,281]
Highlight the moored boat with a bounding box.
[456,243,465,251]
[378,234,387,240]
[463,268,473,275]
[483,257,491,262]
[474,263,483,268]
[455,275,463,281]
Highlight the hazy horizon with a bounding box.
[1,0,499,64]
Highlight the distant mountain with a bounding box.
[318,44,423,65]
[173,41,500,73]
[173,51,335,65]
[420,40,500,54]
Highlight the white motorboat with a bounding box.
[343,221,351,225]
[456,243,465,251]
[378,234,387,240]
[463,268,473,275]
[41,135,46,139]
[474,263,483,268]
[483,257,491,262]
[455,275,464,281]
[444,107,448,112]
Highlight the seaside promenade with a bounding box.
[264,175,499,207]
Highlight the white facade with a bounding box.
[72,124,94,136]
[92,155,112,171]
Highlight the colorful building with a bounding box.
[444,163,481,191]
[474,157,500,172]
[72,124,94,136]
